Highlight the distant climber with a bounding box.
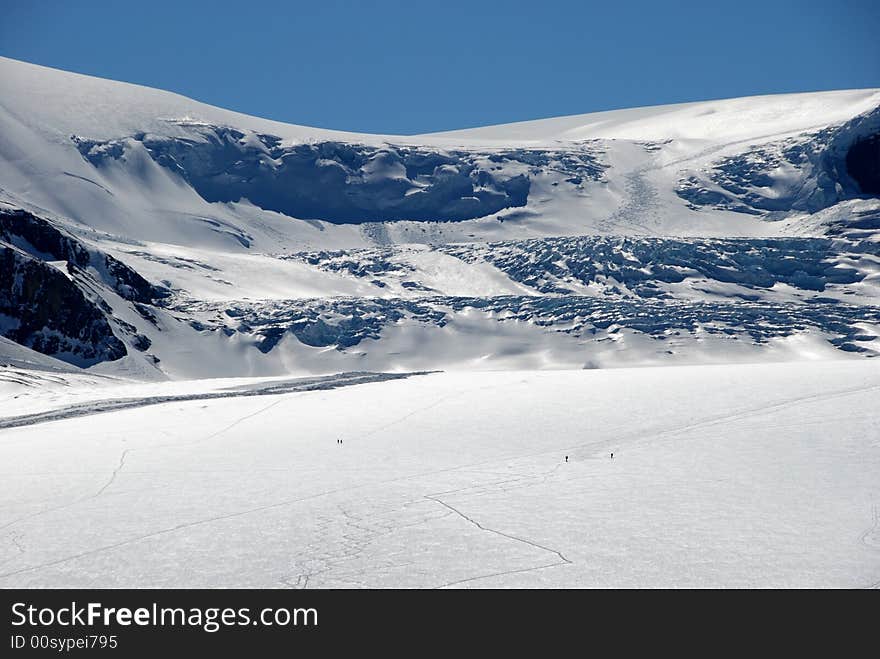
[565,455,568,463]
[610,452,614,459]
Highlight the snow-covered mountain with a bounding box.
[1,56,879,378]
[2,57,880,591]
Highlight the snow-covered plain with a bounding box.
[0,363,878,588]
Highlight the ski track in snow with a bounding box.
[2,60,880,588]
[1,366,878,587]
[0,398,295,536]
[0,371,425,431]
[601,165,661,234]
[0,372,424,550]
[566,382,880,460]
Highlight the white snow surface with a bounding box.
[2,59,880,589]
[2,55,879,253]
[0,363,878,588]
[2,57,879,378]
[424,90,880,143]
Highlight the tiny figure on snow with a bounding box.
[610,452,614,459]
[565,456,568,463]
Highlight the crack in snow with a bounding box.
[436,561,567,589]
[3,378,874,585]
[858,502,879,552]
[424,492,572,589]
[92,449,130,498]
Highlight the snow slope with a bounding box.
[2,59,880,590]
[1,57,879,376]
[0,363,877,588]
[425,90,880,143]
[2,56,879,250]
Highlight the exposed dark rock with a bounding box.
[677,106,880,216]
[0,208,168,303]
[131,333,152,351]
[846,134,880,195]
[0,242,126,366]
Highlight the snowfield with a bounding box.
[0,363,878,588]
[3,58,880,377]
[1,57,880,588]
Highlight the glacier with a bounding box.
[1,57,879,588]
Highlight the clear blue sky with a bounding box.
[2,0,878,134]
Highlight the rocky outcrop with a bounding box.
[0,208,166,303]
[0,242,126,366]
[677,106,880,216]
[846,133,880,196]
[0,208,168,367]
